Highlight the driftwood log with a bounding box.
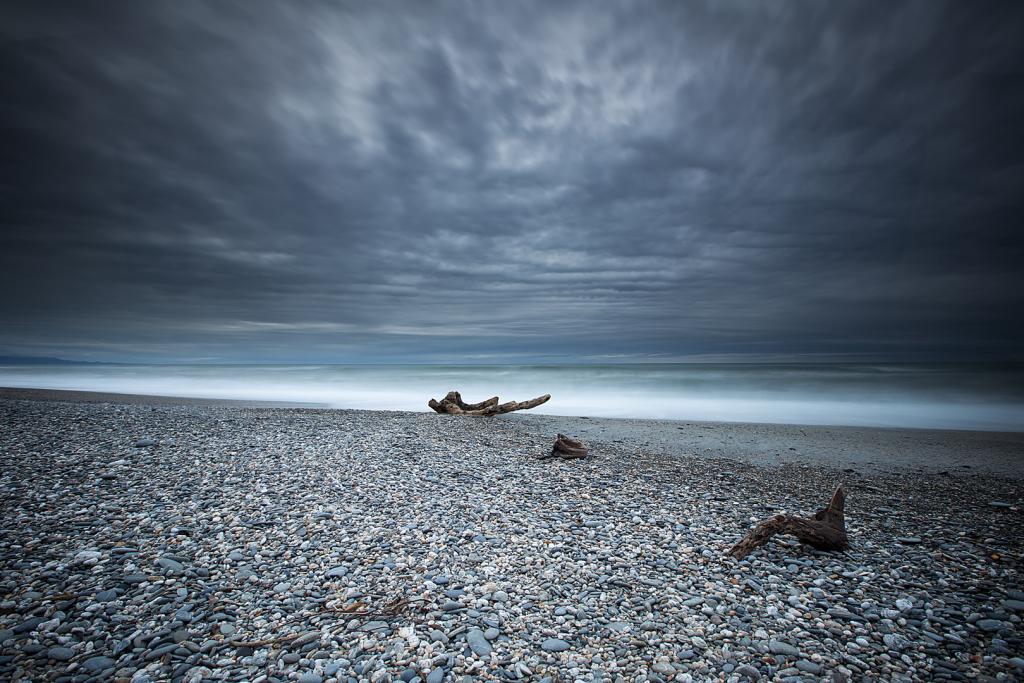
[539,433,588,460]
[428,390,550,416]
[728,485,849,559]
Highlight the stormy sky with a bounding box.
[1,1,1022,363]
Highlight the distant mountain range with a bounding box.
[0,355,112,365]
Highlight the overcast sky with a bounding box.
[1,1,1022,363]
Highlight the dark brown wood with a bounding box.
[545,433,588,459]
[728,485,848,559]
[428,390,550,416]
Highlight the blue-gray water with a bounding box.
[1,363,1022,431]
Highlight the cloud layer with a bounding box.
[2,1,1022,361]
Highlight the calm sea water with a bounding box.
[1,363,1022,431]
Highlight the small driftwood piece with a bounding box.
[728,485,849,559]
[428,390,550,416]
[540,433,588,460]
[230,598,410,648]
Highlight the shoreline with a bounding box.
[0,390,1021,681]
[4,386,1023,478]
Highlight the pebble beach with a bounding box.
[1,390,1022,683]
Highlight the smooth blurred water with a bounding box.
[1,363,1022,431]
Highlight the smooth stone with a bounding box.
[15,617,45,634]
[96,589,118,603]
[483,627,499,640]
[427,668,444,683]
[83,655,116,672]
[74,550,102,565]
[135,438,156,447]
[1003,600,1024,612]
[48,646,74,661]
[326,566,348,578]
[795,660,822,674]
[156,557,184,573]
[736,664,761,680]
[897,537,922,545]
[297,674,323,683]
[768,640,800,657]
[228,550,244,562]
[146,643,177,660]
[541,638,571,652]
[977,619,1004,632]
[883,633,911,650]
[466,629,492,657]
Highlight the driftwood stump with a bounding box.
[539,434,588,460]
[428,390,550,416]
[728,485,849,559]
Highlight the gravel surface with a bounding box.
[511,414,1024,479]
[1,395,1022,682]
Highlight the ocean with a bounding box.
[1,362,1021,431]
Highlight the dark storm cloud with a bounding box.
[1,0,1022,361]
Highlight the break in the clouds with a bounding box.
[1,1,1022,362]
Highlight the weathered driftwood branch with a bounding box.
[540,433,588,460]
[728,485,849,559]
[428,390,550,416]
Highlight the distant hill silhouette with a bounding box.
[0,355,111,365]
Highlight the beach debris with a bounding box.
[428,390,550,416]
[728,485,849,559]
[230,597,410,648]
[539,433,588,460]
